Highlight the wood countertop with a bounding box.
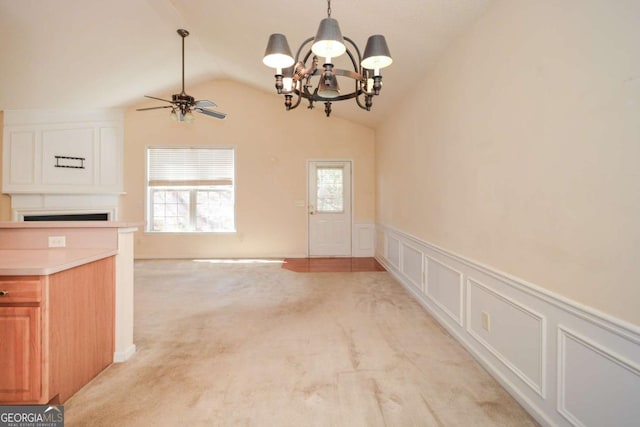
[0,248,118,276]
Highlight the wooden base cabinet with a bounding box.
[0,257,114,404]
[0,306,41,402]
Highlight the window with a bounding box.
[147,147,235,232]
[316,166,344,213]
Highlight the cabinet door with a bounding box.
[0,306,41,403]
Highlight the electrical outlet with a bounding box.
[481,311,490,332]
[48,236,66,248]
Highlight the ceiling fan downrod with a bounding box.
[177,29,189,96]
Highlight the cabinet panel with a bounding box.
[8,131,36,186]
[99,127,121,187]
[41,128,94,186]
[0,307,41,403]
[0,278,42,303]
[48,257,115,402]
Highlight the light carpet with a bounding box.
[64,259,538,426]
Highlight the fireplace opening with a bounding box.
[24,213,110,221]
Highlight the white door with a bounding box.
[308,160,352,256]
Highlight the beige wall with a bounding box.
[376,0,640,325]
[122,79,375,258]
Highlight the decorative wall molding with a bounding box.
[425,255,464,327]
[375,223,640,427]
[467,277,546,397]
[352,222,375,257]
[557,326,640,427]
[387,234,400,269]
[400,242,423,290]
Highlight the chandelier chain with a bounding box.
[327,0,332,17]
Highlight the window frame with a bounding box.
[145,145,237,234]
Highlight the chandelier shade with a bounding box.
[262,0,392,117]
[317,72,341,98]
[263,33,295,69]
[312,18,346,59]
[361,35,393,71]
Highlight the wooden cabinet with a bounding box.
[0,306,41,402]
[0,257,115,404]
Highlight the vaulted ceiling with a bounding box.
[0,0,490,128]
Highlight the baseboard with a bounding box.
[113,344,136,363]
[376,223,640,427]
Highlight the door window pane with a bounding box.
[316,167,344,212]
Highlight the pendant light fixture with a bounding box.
[262,0,392,117]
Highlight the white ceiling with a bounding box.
[0,0,490,128]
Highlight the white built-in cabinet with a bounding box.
[2,110,124,195]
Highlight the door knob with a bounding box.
[309,205,315,215]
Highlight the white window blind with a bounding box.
[148,147,234,186]
[146,147,235,232]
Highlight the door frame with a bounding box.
[306,159,354,257]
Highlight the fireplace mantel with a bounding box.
[9,193,120,221]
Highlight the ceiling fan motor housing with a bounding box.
[172,93,195,104]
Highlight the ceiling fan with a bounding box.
[137,29,226,122]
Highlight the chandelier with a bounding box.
[262,0,392,117]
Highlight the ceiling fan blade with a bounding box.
[195,100,217,108]
[144,95,173,103]
[195,108,227,120]
[136,105,173,111]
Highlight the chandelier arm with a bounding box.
[342,37,363,66]
[355,92,371,111]
[289,89,303,110]
[341,39,366,100]
[333,69,361,79]
[301,84,318,99]
[295,37,315,63]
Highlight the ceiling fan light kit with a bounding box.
[137,29,226,122]
[262,0,392,117]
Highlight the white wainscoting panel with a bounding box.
[352,223,375,257]
[426,256,464,327]
[376,223,640,427]
[401,243,423,291]
[375,228,386,259]
[467,278,545,397]
[387,235,400,269]
[557,326,640,427]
